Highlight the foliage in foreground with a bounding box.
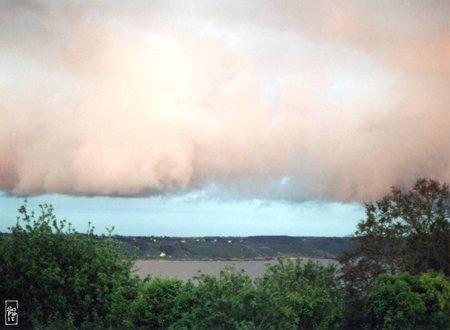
[168,259,344,330]
[338,178,449,327]
[0,202,139,329]
[340,179,449,289]
[125,267,449,330]
[365,271,450,330]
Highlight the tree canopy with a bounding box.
[340,179,449,291]
[365,271,450,329]
[338,178,449,327]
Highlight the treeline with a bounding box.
[0,179,449,329]
[116,235,355,260]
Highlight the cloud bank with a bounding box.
[1,0,449,201]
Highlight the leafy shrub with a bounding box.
[254,258,344,329]
[172,266,256,329]
[365,272,450,329]
[0,202,139,328]
[128,276,185,329]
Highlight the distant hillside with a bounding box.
[115,235,355,260]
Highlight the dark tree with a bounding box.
[338,178,449,328]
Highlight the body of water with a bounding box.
[133,258,337,281]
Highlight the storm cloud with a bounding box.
[1,0,449,201]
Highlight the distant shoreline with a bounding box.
[134,256,338,262]
[118,235,354,260]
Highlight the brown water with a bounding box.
[133,258,337,281]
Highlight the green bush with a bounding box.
[0,202,139,328]
[365,272,450,329]
[172,259,345,329]
[172,266,256,329]
[254,258,344,329]
[128,276,185,329]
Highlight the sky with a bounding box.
[1,1,449,236]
